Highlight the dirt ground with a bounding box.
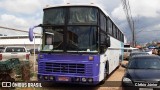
[98,61,127,90]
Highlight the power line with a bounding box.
[121,0,135,46]
[136,30,160,37]
[0,26,41,35]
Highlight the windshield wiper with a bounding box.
[38,24,56,28]
[66,43,83,54]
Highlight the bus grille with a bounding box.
[43,62,92,75]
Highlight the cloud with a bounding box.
[135,21,160,44]
[0,14,28,35]
[132,0,160,18]
[0,0,43,15]
[0,0,59,15]
[0,0,160,44]
[0,14,28,28]
[111,0,160,21]
[0,0,64,35]
[153,24,160,30]
[111,5,126,21]
[0,14,42,35]
[110,0,160,44]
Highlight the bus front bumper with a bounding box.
[37,74,100,85]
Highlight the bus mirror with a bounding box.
[29,27,34,41]
[28,25,40,42]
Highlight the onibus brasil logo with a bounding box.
[2,82,42,88]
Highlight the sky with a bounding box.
[0,0,160,44]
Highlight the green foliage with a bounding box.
[0,58,20,71]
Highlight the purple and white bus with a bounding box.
[29,4,124,85]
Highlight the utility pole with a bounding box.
[132,21,135,47]
[121,0,135,47]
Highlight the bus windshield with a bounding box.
[68,7,97,25]
[43,7,98,25]
[43,8,65,25]
[67,26,97,52]
[42,26,98,52]
[42,6,99,53]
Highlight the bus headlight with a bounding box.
[39,55,44,59]
[82,77,87,82]
[74,77,80,82]
[89,56,94,61]
[49,76,54,80]
[44,76,48,80]
[88,78,93,83]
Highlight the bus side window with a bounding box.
[46,34,53,45]
[100,33,107,54]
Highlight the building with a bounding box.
[0,35,42,49]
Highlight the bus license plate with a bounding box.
[58,77,69,81]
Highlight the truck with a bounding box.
[123,47,139,60]
[0,46,30,61]
[0,46,30,81]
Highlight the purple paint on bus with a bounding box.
[37,53,100,85]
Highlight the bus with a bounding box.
[29,4,124,85]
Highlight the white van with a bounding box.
[123,47,139,60]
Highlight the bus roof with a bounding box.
[44,4,103,10]
[44,4,109,16]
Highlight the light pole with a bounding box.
[29,26,41,73]
[33,33,36,72]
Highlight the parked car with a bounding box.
[122,55,160,90]
[30,49,39,54]
[128,52,149,60]
[0,46,30,61]
[144,49,153,55]
[123,47,139,60]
